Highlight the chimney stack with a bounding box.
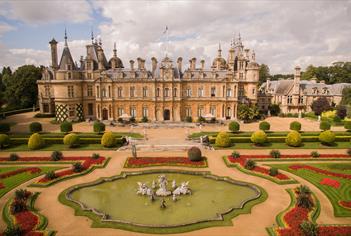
[97,47,105,70]
[151,57,158,74]
[177,57,182,73]
[200,59,205,70]
[49,38,58,69]
[130,60,135,70]
[190,57,196,70]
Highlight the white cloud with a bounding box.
[0,0,92,25]
[0,22,15,37]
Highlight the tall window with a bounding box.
[239,73,243,80]
[44,85,50,97]
[197,106,204,117]
[173,88,177,97]
[130,86,135,97]
[239,61,243,70]
[185,107,192,117]
[87,85,93,96]
[238,85,244,97]
[186,87,192,97]
[108,86,111,97]
[97,86,100,98]
[88,103,93,116]
[102,88,106,97]
[287,96,292,104]
[67,72,72,79]
[164,88,169,97]
[143,87,148,97]
[198,87,204,97]
[211,87,216,97]
[298,96,304,104]
[117,107,124,117]
[226,88,232,97]
[142,107,148,117]
[130,107,136,117]
[156,88,160,97]
[118,87,123,97]
[67,86,74,98]
[210,106,216,116]
[252,88,255,95]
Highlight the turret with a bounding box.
[49,38,58,69]
[97,46,105,70]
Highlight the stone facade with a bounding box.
[258,67,351,114]
[38,33,260,122]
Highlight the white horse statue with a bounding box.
[173,181,191,195]
[136,182,153,196]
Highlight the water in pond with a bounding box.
[70,173,259,226]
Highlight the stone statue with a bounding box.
[156,175,171,196]
[172,180,176,189]
[172,194,177,202]
[136,182,152,196]
[160,198,167,209]
[173,181,191,196]
[151,180,156,189]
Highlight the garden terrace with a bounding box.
[267,188,351,236]
[267,163,351,217]
[2,191,54,235]
[124,157,208,168]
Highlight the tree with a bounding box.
[3,65,42,110]
[237,104,260,122]
[259,64,270,85]
[301,65,316,81]
[268,104,280,116]
[311,97,331,115]
[336,105,347,119]
[341,87,351,105]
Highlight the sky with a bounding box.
[0,0,350,74]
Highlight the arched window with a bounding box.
[164,88,169,97]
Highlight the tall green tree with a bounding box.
[3,65,42,110]
[259,64,270,85]
[341,87,351,105]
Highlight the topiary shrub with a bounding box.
[318,130,335,145]
[9,153,19,161]
[215,132,231,147]
[92,153,100,159]
[290,121,301,131]
[311,151,320,158]
[285,130,302,147]
[228,121,240,132]
[185,116,192,123]
[344,121,351,131]
[244,159,256,170]
[29,122,42,133]
[300,221,318,236]
[259,121,270,131]
[319,121,331,131]
[101,131,116,147]
[51,151,63,161]
[270,150,281,158]
[93,121,105,133]
[0,134,10,149]
[45,171,56,180]
[231,151,240,158]
[250,130,267,146]
[28,133,44,150]
[0,123,10,133]
[60,121,72,133]
[187,146,203,161]
[63,133,80,148]
[72,162,84,172]
[269,167,279,176]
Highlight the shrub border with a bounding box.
[58,169,268,234]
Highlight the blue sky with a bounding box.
[0,0,350,73]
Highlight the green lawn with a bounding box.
[0,143,123,152]
[267,163,351,217]
[0,166,63,197]
[214,142,351,149]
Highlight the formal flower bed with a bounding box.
[289,164,351,180]
[0,167,41,179]
[237,154,351,159]
[33,156,107,186]
[271,188,351,236]
[2,191,53,236]
[339,201,351,209]
[124,157,208,168]
[226,156,292,181]
[320,178,340,188]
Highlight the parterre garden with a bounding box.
[0,118,351,235]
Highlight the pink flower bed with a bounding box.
[227,156,291,181]
[320,178,340,188]
[125,157,207,168]
[289,165,351,180]
[339,201,351,209]
[0,168,41,179]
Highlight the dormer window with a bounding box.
[313,88,318,94]
[323,88,328,94]
[67,64,72,70]
[287,96,292,104]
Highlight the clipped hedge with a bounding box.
[60,121,72,133]
[29,122,42,133]
[187,147,203,161]
[63,133,80,148]
[0,134,10,149]
[286,130,302,147]
[215,132,231,147]
[319,121,331,131]
[228,121,240,132]
[93,121,105,133]
[319,130,335,145]
[345,121,351,131]
[101,131,116,147]
[259,121,270,131]
[28,133,44,150]
[250,130,267,145]
[290,121,301,131]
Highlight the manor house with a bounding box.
[37,32,260,122]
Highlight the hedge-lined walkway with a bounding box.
[0,148,350,235]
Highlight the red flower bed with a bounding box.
[319,226,351,236]
[0,168,41,179]
[320,178,340,188]
[339,201,351,209]
[289,165,351,180]
[0,182,4,189]
[37,156,106,183]
[227,156,291,181]
[125,157,207,167]
[14,210,39,233]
